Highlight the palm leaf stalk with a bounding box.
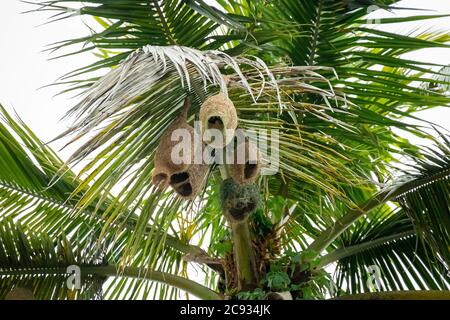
[0,103,225,299]
[307,137,450,261]
[334,290,450,300]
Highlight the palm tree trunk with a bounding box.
[229,220,258,291]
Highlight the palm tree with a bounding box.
[1,0,449,300]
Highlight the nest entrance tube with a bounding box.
[229,201,257,221]
[227,133,261,185]
[200,93,238,149]
[207,116,224,131]
[174,182,193,197]
[170,172,189,184]
[244,162,258,180]
[152,172,169,187]
[169,162,209,199]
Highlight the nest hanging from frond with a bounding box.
[200,93,238,148]
[152,98,194,189]
[169,162,209,200]
[228,134,261,184]
[152,97,209,199]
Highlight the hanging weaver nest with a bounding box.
[200,93,238,149]
[228,134,261,185]
[220,178,260,222]
[152,97,209,199]
[169,162,209,200]
[152,98,193,188]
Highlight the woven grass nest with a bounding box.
[169,162,209,200]
[152,97,209,199]
[152,93,258,200]
[200,93,238,149]
[228,135,261,184]
[220,178,260,222]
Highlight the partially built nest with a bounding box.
[220,178,260,222]
[228,136,261,184]
[200,93,238,149]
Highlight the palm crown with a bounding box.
[0,0,449,300]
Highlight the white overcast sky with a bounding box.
[0,0,449,161]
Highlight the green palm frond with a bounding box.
[31,0,252,85]
[395,136,450,264]
[0,218,106,300]
[325,207,449,295]
[0,103,217,299]
[7,0,449,300]
[0,218,220,300]
[307,135,450,258]
[0,104,102,238]
[44,45,368,279]
[0,103,198,254]
[35,0,450,207]
[300,136,450,295]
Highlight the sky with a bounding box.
[0,0,449,160]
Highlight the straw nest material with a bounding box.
[169,162,209,200]
[220,178,260,222]
[152,97,194,188]
[5,287,35,300]
[152,97,210,199]
[228,136,261,185]
[199,93,238,148]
